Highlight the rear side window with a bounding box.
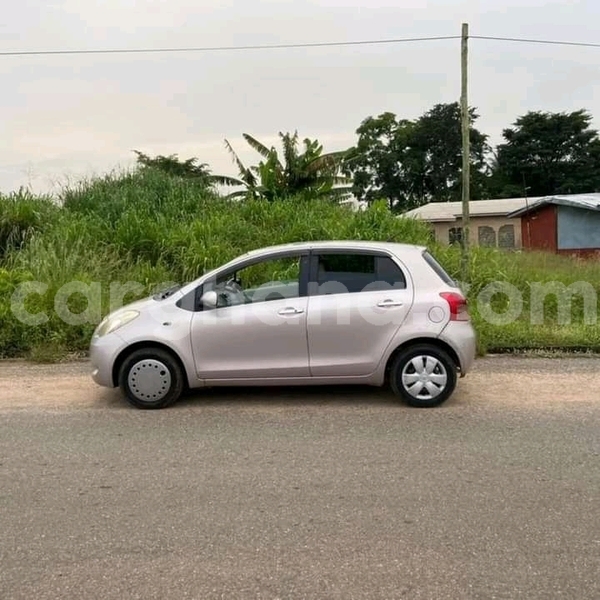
[377,256,406,287]
[422,250,456,286]
[319,253,374,274]
[315,253,406,294]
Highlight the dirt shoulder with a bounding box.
[1,356,599,410]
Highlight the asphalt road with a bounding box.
[1,357,599,599]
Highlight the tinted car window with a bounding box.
[376,256,406,288]
[315,253,406,294]
[318,254,375,274]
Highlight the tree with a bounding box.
[343,103,491,212]
[342,113,418,210]
[133,151,239,188]
[410,103,490,203]
[492,110,600,197]
[222,132,351,202]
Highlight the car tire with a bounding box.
[389,344,457,408]
[118,348,185,409]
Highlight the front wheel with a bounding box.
[118,348,184,409]
[389,344,457,408]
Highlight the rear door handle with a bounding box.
[376,299,404,308]
[278,307,305,315]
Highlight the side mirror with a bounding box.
[200,290,218,309]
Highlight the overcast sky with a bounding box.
[1,0,599,194]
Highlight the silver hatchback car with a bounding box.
[90,241,476,409]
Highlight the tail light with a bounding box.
[440,292,470,321]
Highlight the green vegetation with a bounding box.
[129,105,600,211]
[491,110,600,198]
[1,169,599,361]
[343,105,600,211]
[222,132,351,202]
[435,247,600,353]
[343,103,490,211]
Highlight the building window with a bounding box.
[498,224,515,249]
[478,226,497,247]
[448,227,463,245]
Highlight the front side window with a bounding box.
[208,255,302,307]
[314,253,406,295]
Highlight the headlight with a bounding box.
[95,310,140,338]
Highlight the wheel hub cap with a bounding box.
[401,355,448,400]
[128,359,171,402]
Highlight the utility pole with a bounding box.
[460,22,470,283]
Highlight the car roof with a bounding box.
[241,240,427,258]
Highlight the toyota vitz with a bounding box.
[90,241,476,409]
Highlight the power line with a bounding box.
[472,35,600,49]
[0,35,460,57]
[3,33,599,58]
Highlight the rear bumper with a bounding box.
[438,321,477,376]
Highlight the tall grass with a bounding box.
[0,189,59,258]
[433,245,600,352]
[1,169,599,359]
[0,170,433,358]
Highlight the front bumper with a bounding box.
[89,332,128,388]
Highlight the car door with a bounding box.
[306,250,413,377]
[190,252,310,381]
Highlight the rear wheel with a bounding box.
[389,344,457,408]
[118,348,184,409]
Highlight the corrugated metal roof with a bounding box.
[507,193,600,217]
[402,197,533,222]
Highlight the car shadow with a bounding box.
[94,384,469,411]
[175,384,398,408]
[176,384,470,410]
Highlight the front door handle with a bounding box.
[277,307,305,316]
[376,299,404,308]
